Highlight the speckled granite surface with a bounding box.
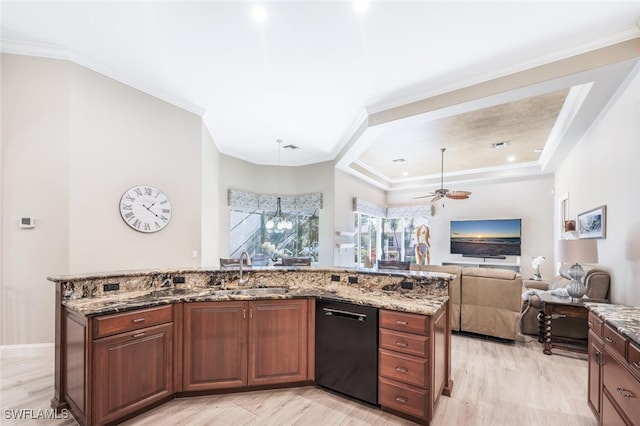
[585,302,640,347]
[49,267,453,317]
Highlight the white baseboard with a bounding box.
[0,343,54,358]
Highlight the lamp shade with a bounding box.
[558,239,598,264]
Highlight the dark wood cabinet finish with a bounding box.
[249,299,309,386]
[183,302,248,391]
[588,311,640,426]
[183,299,310,392]
[92,323,173,425]
[378,305,451,425]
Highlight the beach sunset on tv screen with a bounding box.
[450,219,522,257]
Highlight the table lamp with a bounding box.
[558,239,598,300]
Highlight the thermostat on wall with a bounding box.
[19,217,35,229]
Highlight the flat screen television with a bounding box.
[450,218,522,258]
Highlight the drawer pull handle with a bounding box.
[587,321,594,327]
[132,318,146,323]
[633,361,640,369]
[395,366,408,374]
[616,387,634,399]
[396,320,408,325]
[395,341,408,347]
[132,332,146,339]
[605,337,616,343]
[394,396,408,404]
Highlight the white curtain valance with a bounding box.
[228,189,322,211]
[353,197,433,218]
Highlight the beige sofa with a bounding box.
[520,266,610,339]
[411,265,523,340]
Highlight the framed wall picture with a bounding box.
[577,205,606,239]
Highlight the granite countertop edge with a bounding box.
[584,302,640,348]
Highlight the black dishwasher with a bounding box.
[315,299,378,405]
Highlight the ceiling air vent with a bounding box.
[283,144,299,150]
[491,141,510,148]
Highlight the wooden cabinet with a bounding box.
[183,299,310,391]
[91,305,174,425]
[588,312,604,419]
[249,299,309,386]
[588,312,640,426]
[183,301,247,391]
[378,305,450,425]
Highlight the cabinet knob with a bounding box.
[395,366,408,374]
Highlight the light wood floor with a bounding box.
[1,334,597,425]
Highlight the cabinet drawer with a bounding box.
[380,328,428,358]
[93,305,173,338]
[602,391,628,426]
[629,343,640,376]
[604,324,627,359]
[379,348,427,388]
[603,347,640,424]
[379,376,428,420]
[587,311,603,338]
[380,310,428,335]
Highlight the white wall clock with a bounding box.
[119,185,172,233]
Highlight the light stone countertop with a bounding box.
[585,302,640,347]
[50,267,453,318]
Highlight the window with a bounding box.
[354,213,429,267]
[230,208,319,263]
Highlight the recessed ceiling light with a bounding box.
[507,156,516,162]
[251,5,268,22]
[353,0,370,14]
[402,171,409,177]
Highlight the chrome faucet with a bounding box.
[239,251,251,285]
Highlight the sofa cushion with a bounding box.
[461,267,518,280]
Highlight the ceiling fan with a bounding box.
[414,148,471,204]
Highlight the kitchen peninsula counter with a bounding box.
[49,267,454,426]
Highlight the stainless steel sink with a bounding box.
[212,287,288,296]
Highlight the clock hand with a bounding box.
[142,203,161,218]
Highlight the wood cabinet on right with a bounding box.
[588,312,640,426]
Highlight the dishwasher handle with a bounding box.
[322,307,367,321]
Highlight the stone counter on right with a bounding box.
[584,302,640,347]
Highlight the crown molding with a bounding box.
[1,39,206,117]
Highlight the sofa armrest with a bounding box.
[523,280,549,291]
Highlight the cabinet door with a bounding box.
[249,299,308,386]
[92,323,173,425]
[183,301,248,391]
[588,330,604,419]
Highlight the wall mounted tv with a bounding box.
[450,218,522,258]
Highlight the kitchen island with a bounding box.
[48,267,454,425]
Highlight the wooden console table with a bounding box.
[538,293,591,355]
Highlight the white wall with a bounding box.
[1,54,206,345]
[201,123,220,267]
[555,66,640,306]
[387,176,556,279]
[217,155,335,266]
[1,55,71,345]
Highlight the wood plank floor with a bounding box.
[0,334,597,425]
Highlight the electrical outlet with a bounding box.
[173,276,185,284]
[103,282,119,292]
[400,280,414,290]
[348,276,358,284]
[331,274,340,282]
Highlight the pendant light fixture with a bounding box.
[265,140,293,233]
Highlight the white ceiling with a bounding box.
[2,1,640,191]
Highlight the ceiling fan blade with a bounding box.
[446,190,472,200]
[413,193,436,200]
[430,194,443,203]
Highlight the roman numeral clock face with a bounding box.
[119,185,172,233]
